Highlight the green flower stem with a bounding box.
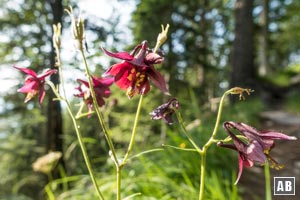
[174,110,202,153]
[153,44,160,55]
[79,49,118,167]
[172,89,231,200]
[264,162,272,200]
[49,44,105,199]
[65,103,105,200]
[45,183,55,200]
[203,90,231,149]
[198,89,231,200]
[122,94,144,165]
[115,94,144,200]
[47,81,105,200]
[199,153,206,200]
[116,166,122,200]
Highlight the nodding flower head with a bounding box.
[218,121,297,184]
[74,76,114,117]
[102,41,169,98]
[150,98,179,125]
[14,66,57,105]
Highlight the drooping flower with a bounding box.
[150,98,179,124]
[102,40,169,98]
[14,66,57,104]
[74,76,114,115]
[218,121,297,184]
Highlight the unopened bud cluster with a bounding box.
[65,7,85,50]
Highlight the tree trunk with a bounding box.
[258,0,269,76]
[230,0,255,91]
[198,0,209,87]
[47,0,64,177]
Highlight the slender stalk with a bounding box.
[199,153,206,200]
[48,45,105,199]
[47,82,105,200]
[116,94,144,200]
[66,105,105,200]
[58,164,68,192]
[203,90,230,149]
[79,49,118,167]
[174,110,202,153]
[116,167,122,200]
[45,183,55,200]
[264,162,272,200]
[122,94,144,165]
[198,90,231,200]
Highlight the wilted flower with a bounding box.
[218,121,297,184]
[32,151,62,174]
[229,87,254,100]
[102,40,169,98]
[75,76,114,115]
[150,98,179,124]
[14,66,57,104]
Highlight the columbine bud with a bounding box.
[65,6,85,50]
[52,23,61,50]
[157,24,170,46]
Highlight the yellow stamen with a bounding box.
[127,74,133,81]
[126,87,136,99]
[25,91,37,102]
[266,154,284,170]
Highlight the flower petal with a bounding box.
[103,62,131,77]
[37,69,57,80]
[14,66,37,78]
[246,141,266,164]
[92,77,114,87]
[17,79,38,93]
[147,66,169,95]
[235,153,245,185]
[113,65,132,90]
[38,87,46,105]
[102,47,133,61]
[77,79,89,87]
[145,52,164,65]
[140,80,150,95]
[259,130,297,141]
[235,153,253,185]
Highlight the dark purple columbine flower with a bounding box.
[150,98,179,124]
[14,66,57,104]
[74,76,114,115]
[218,121,297,184]
[102,40,169,98]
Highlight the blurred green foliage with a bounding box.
[0,0,300,199]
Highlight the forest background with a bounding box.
[1,0,300,199]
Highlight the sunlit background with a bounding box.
[0,0,300,199]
